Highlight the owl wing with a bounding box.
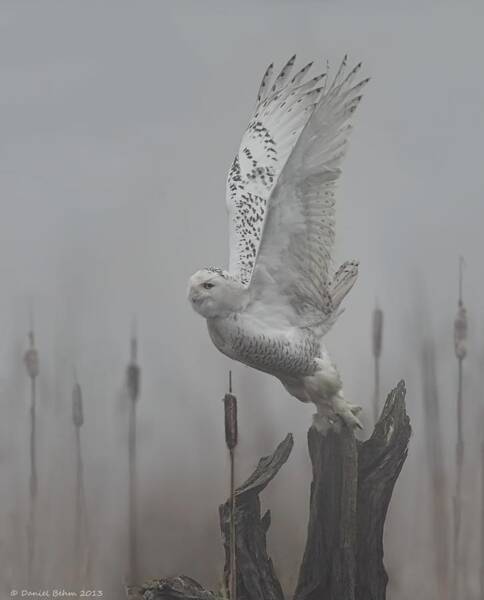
[248,57,368,325]
[227,56,328,285]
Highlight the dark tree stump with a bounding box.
[295,381,411,600]
[294,425,358,600]
[219,433,294,600]
[125,575,217,600]
[130,382,410,600]
[356,381,411,600]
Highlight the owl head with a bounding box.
[188,267,247,318]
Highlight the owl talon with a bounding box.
[312,412,341,434]
[332,393,363,430]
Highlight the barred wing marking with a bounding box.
[251,58,368,320]
[227,56,327,285]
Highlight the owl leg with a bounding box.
[331,390,363,430]
[308,368,363,431]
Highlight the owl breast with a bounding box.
[207,313,320,377]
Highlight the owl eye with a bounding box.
[202,282,215,289]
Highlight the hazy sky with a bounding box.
[1,1,483,596]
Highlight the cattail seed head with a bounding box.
[223,393,238,450]
[454,303,467,360]
[24,332,39,379]
[126,334,140,402]
[126,363,140,402]
[72,382,84,427]
[372,307,384,359]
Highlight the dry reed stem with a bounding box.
[127,333,141,585]
[452,257,467,600]
[223,372,237,600]
[24,329,39,584]
[372,306,383,422]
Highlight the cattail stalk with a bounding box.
[223,371,238,600]
[372,305,383,422]
[421,340,449,599]
[24,328,39,584]
[452,257,467,600]
[72,377,90,584]
[480,441,484,600]
[126,332,140,584]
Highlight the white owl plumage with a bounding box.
[188,55,368,430]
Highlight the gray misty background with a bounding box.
[1,1,484,598]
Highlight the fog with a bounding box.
[1,1,484,598]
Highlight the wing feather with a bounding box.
[249,58,368,323]
[256,63,274,103]
[291,61,313,85]
[271,54,296,92]
[226,57,327,285]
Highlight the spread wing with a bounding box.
[227,55,328,285]
[249,57,368,323]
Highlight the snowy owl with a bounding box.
[188,55,368,430]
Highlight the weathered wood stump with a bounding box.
[219,433,293,600]
[294,424,358,600]
[125,575,217,600]
[295,380,411,600]
[129,382,410,600]
[356,381,411,600]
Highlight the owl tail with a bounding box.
[330,260,359,310]
[306,260,359,337]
